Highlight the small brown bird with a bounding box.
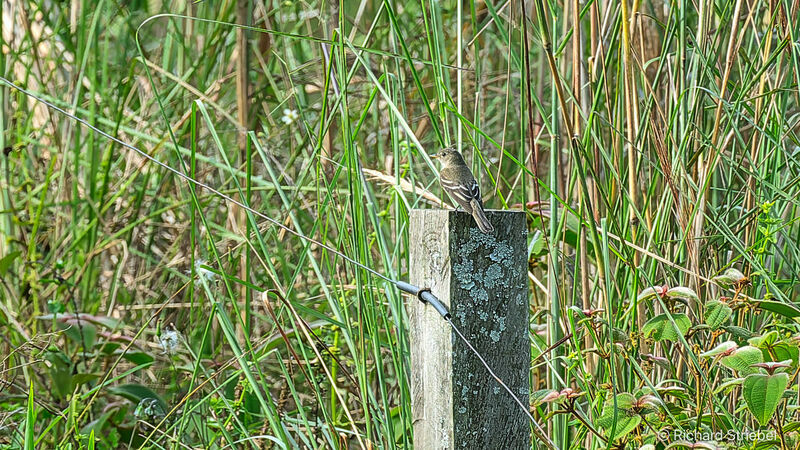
[432,146,494,233]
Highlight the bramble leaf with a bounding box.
[743,372,789,426]
[642,314,691,342]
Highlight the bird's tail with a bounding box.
[469,199,494,233]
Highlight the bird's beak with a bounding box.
[431,153,440,160]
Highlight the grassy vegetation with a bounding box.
[2,0,800,448]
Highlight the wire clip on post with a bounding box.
[395,281,450,319]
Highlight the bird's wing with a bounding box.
[441,177,481,204]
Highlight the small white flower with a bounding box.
[281,108,299,125]
[158,325,182,355]
[194,258,216,284]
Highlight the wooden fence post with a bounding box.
[408,209,530,449]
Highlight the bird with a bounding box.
[432,146,494,233]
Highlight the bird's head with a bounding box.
[431,146,465,167]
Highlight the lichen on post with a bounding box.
[408,209,530,449]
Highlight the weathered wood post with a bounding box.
[408,209,530,449]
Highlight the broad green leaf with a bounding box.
[642,313,691,342]
[713,267,747,287]
[753,300,800,318]
[749,330,780,347]
[80,410,115,440]
[636,287,661,303]
[768,344,799,367]
[654,385,689,400]
[750,332,800,367]
[597,393,640,441]
[99,342,121,354]
[599,393,636,415]
[721,346,764,375]
[44,349,73,399]
[665,286,699,302]
[704,300,732,329]
[57,321,97,349]
[531,389,559,406]
[725,325,755,341]
[118,351,155,366]
[700,341,737,358]
[743,372,789,426]
[390,406,406,446]
[0,250,21,276]
[71,373,100,387]
[611,327,630,345]
[568,305,586,316]
[713,377,744,395]
[531,231,544,254]
[634,394,663,414]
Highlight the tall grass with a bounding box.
[1,0,800,449]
